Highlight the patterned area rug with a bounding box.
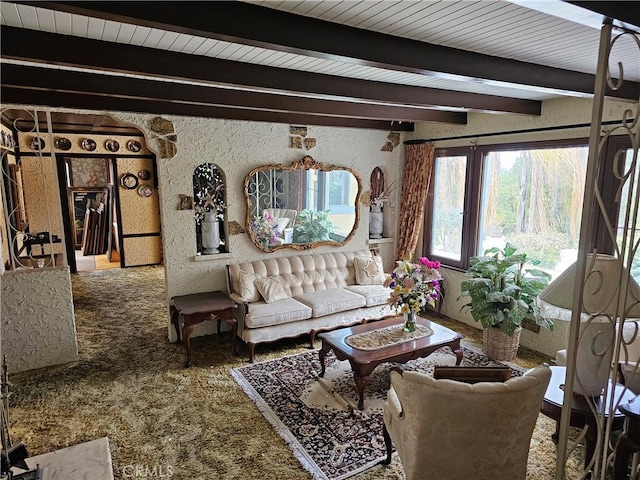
[231,344,525,480]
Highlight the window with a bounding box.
[424,139,600,279]
[430,154,468,262]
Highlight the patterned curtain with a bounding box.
[395,142,435,261]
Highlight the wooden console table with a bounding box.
[170,291,237,367]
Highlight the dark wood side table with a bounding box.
[614,396,640,480]
[540,366,635,470]
[170,291,237,367]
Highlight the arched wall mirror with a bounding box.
[244,156,362,252]
[193,163,226,255]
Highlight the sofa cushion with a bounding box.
[294,288,366,318]
[245,298,312,329]
[255,276,290,304]
[353,255,386,285]
[227,249,372,299]
[238,272,261,302]
[344,284,391,307]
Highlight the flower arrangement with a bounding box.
[384,257,442,314]
[251,211,281,247]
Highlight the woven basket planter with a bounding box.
[483,326,522,361]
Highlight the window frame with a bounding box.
[422,137,623,271]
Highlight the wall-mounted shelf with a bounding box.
[367,237,394,244]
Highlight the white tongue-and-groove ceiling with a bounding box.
[1,1,639,131]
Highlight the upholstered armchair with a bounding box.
[382,365,551,480]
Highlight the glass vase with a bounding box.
[403,311,417,332]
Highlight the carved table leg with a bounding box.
[170,305,181,343]
[227,318,238,356]
[454,347,464,365]
[182,316,195,368]
[318,343,330,377]
[354,374,371,410]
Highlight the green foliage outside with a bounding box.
[508,232,572,269]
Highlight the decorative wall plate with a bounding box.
[138,169,151,180]
[81,138,97,151]
[138,184,153,197]
[120,173,138,190]
[105,139,120,152]
[30,137,45,151]
[126,140,142,152]
[55,137,72,150]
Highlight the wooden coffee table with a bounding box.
[318,316,463,410]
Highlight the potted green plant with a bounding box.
[292,209,335,243]
[457,243,553,360]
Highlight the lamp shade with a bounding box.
[538,253,640,396]
[538,254,640,318]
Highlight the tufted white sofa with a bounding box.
[225,249,393,362]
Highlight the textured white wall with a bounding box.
[2,104,403,343]
[1,267,77,373]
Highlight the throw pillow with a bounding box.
[255,276,290,304]
[353,255,386,285]
[238,272,261,302]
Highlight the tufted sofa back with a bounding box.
[227,249,372,301]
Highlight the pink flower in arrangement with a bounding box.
[383,257,442,313]
[419,256,441,269]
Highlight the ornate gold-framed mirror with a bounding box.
[244,156,362,252]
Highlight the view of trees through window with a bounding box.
[430,144,590,279]
[479,146,588,278]
[431,155,466,261]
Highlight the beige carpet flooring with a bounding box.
[7,266,582,479]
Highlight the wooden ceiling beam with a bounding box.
[17,1,638,101]
[0,86,415,132]
[566,1,640,30]
[1,26,540,116]
[0,63,467,125]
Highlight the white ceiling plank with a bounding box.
[216,43,246,60]
[166,33,193,52]
[100,20,121,42]
[70,13,89,37]
[192,38,221,56]
[353,1,413,30]
[245,48,281,65]
[53,10,71,35]
[129,26,153,46]
[180,35,208,54]
[33,6,56,33]
[254,50,291,67]
[376,1,454,35]
[16,4,38,29]
[234,45,264,63]
[204,40,239,58]
[141,28,167,49]
[228,44,257,61]
[383,2,447,36]
[154,31,180,50]
[86,17,106,40]
[298,1,347,18]
[115,22,136,44]
[1,2,22,27]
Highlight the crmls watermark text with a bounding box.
[122,464,174,478]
